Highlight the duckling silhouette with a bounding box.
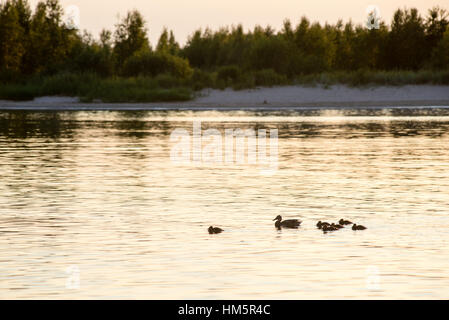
[273,215,302,229]
[317,221,331,229]
[339,219,353,225]
[352,224,367,230]
[208,226,223,234]
[322,225,339,232]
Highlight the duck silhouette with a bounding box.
[208,226,223,234]
[352,224,367,230]
[339,219,353,225]
[273,215,302,229]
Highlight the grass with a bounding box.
[192,69,449,90]
[294,70,449,87]
[0,73,193,102]
[1,70,448,102]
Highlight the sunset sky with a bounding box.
[29,0,449,45]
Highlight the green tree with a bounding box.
[182,28,222,68]
[67,31,114,76]
[156,27,180,55]
[332,21,354,70]
[247,32,289,74]
[114,10,150,67]
[0,0,30,74]
[431,29,449,69]
[23,0,76,74]
[384,8,427,69]
[219,24,247,66]
[425,6,448,65]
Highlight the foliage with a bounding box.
[113,9,149,66]
[1,0,448,102]
[122,49,193,78]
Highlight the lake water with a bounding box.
[1,108,449,299]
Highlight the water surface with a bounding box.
[1,108,449,299]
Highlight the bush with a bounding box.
[0,72,194,102]
[0,83,39,100]
[39,72,100,96]
[123,50,193,79]
[348,69,371,86]
[81,76,192,102]
[253,69,287,86]
[216,65,240,83]
[191,68,215,90]
[68,44,115,77]
[232,73,255,90]
[0,69,22,83]
[154,74,183,88]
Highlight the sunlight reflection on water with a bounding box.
[0,108,448,299]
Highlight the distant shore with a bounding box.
[1,85,449,111]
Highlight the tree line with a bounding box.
[1,0,449,87]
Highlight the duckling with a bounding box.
[352,224,367,230]
[322,225,339,232]
[316,221,331,229]
[273,215,302,229]
[339,219,353,225]
[208,226,223,234]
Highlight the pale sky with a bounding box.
[29,0,449,45]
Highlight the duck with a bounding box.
[273,215,302,229]
[339,219,353,225]
[316,221,331,229]
[208,226,223,234]
[352,224,367,230]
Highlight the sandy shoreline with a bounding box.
[1,84,449,110]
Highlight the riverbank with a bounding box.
[1,84,449,110]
